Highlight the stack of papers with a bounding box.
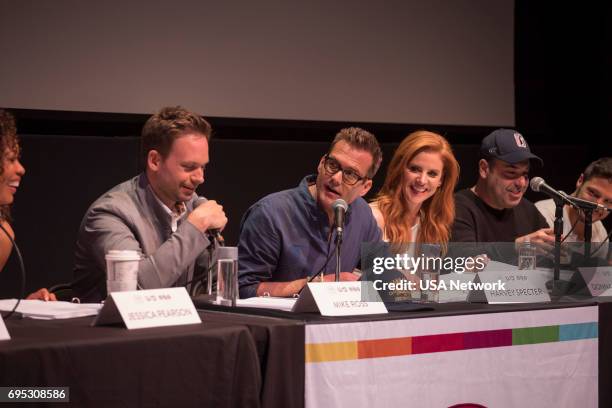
[235,297,297,312]
[0,299,102,319]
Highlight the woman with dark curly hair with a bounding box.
[0,109,55,300]
[0,109,26,269]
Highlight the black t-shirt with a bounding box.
[450,188,548,264]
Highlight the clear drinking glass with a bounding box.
[216,247,239,306]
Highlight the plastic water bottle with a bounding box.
[518,239,537,270]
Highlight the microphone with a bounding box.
[530,177,569,203]
[530,177,608,211]
[332,199,348,237]
[193,197,225,246]
[561,191,610,212]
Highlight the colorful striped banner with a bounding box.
[305,321,597,363]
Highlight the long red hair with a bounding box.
[374,131,459,251]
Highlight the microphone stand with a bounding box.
[583,208,593,260]
[206,240,215,296]
[548,197,574,297]
[539,190,574,296]
[552,197,564,284]
[206,234,223,296]
[335,228,343,282]
[189,234,217,301]
[562,193,598,263]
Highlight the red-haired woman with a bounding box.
[370,130,460,252]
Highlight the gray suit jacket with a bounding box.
[72,173,212,302]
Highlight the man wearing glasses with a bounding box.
[238,127,383,298]
[450,129,552,263]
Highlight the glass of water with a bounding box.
[518,239,537,270]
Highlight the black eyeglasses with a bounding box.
[323,154,368,185]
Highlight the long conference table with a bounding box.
[1,299,610,407]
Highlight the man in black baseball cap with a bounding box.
[480,128,543,166]
[450,129,553,264]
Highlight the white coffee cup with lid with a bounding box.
[105,250,141,293]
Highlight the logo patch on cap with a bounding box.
[514,132,527,148]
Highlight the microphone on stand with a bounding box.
[530,177,572,205]
[332,199,348,240]
[193,197,225,246]
[191,196,225,298]
[530,176,609,280]
[332,199,348,282]
[529,177,571,296]
[530,177,607,211]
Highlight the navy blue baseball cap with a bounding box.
[480,129,543,166]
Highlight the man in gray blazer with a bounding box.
[72,106,227,302]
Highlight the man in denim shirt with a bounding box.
[238,128,383,298]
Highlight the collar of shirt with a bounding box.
[469,188,511,219]
[151,193,187,233]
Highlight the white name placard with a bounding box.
[469,268,551,303]
[438,272,476,303]
[94,287,201,329]
[0,315,9,340]
[293,282,387,316]
[579,266,612,297]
